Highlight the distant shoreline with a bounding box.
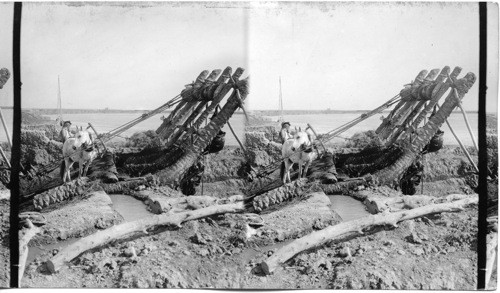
[15,107,486,116]
[253,109,482,116]
[20,108,246,115]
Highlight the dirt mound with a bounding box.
[245,131,281,167]
[124,130,162,149]
[22,124,60,141]
[341,130,383,149]
[20,129,63,169]
[202,147,247,182]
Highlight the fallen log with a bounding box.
[250,179,317,212]
[19,219,41,287]
[32,177,91,210]
[148,194,243,214]
[260,195,477,275]
[100,174,157,194]
[364,193,474,214]
[31,175,156,211]
[46,201,245,274]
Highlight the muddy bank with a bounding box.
[21,190,478,289]
[29,191,123,247]
[23,191,342,288]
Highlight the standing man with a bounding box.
[59,121,74,143]
[279,121,292,144]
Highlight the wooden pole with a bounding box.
[456,95,479,151]
[436,104,479,173]
[306,123,327,153]
[0,107,12,148]
[234,89,249,122]
[323,95,400,143]
[0,145,11,168]
[88,123,108,153]
[217,105,247,155]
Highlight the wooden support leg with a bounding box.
[307,123,327,154]
[88,123,108,153]
[436,104,479,173]
[456,95,479,151]
[0,144,10,168]
[0,107,12,148]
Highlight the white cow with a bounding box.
[281,128,318,183]
[61,127,98,182]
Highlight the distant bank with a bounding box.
[16,107,485,116]
[22,108,246,115]
[253,109,481,116]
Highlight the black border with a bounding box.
[477,1,488,290]
[9,2,22,288]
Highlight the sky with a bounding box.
[0,2,249,110]
[248,2,498,112]
[0,2,498,112]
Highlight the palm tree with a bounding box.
[157,69,248,186]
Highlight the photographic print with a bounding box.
[244,1,498,290]
[1,0,498,290]
[15,1,249,288]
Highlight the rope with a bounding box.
[101,94,182,142]
[321,94,401,142]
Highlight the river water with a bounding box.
[0,109,246,146]
[0,109,482,147]
[45,112,246,147]
[265,112,480,146]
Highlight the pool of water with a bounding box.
[27,194,153,265]
[27,238,79,265]
[328,195,371,221]
[108,194,153,222]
